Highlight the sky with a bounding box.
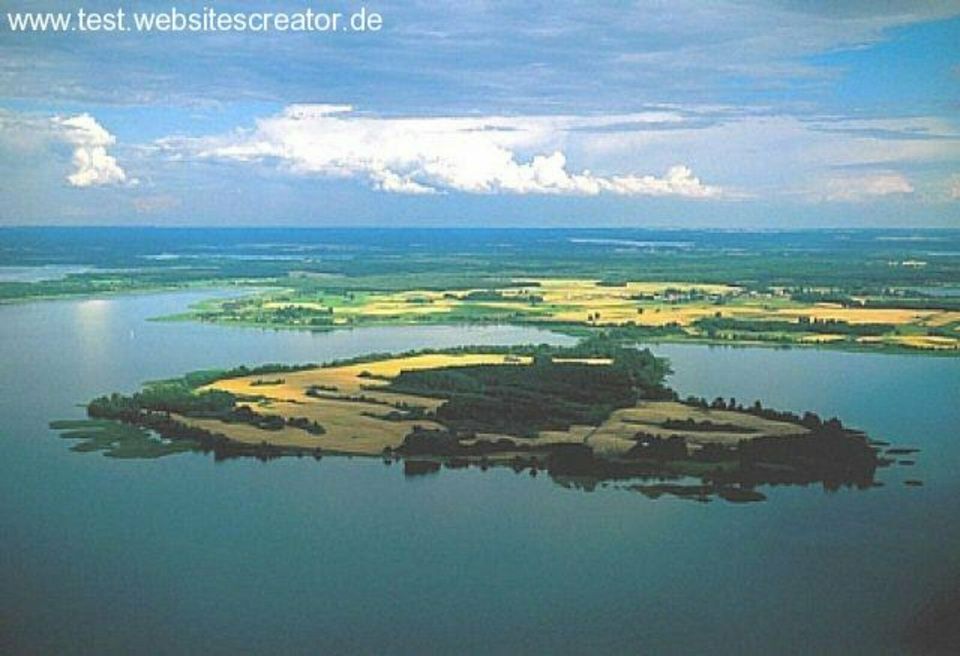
[0,0,958,228]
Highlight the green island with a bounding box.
[52,338,908,503]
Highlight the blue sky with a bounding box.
[0,0,958,227]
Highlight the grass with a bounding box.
[189,353,535,455]
[182,277,960,353]
[182,356,810,457]
[566,400,807,458]
[50,419,197,458]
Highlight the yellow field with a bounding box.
[176,396,444,453]
[267,279,745,327]
[773,304,936,325]
[193,352,808,456]
[209,353,529,405]
[197,353,532,454]
[856,335,960,350]
[527,279,738,296]
[518,278,742,326]
[890,335,960,350]
[592,401,807,456]
[249,280,958,348]
[463,400,807,458]
[178,348,891,458]
[924,311,960,328]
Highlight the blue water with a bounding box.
[0,291,957,654]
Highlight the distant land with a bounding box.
[3,228,959,354]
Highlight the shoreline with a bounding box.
[54,344,898,502]
[164,312,960,357]
[3,278,956,356]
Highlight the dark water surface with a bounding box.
[1,291,957,654]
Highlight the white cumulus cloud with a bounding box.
[180,105,723,198]
[53,114,127,187]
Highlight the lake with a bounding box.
[1,291,957,654]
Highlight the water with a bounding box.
[1,291,958,654]
[0,265,93,283]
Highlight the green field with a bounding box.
[6,229,960,354]
[172,277,960,353]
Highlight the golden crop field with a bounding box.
[197,353,532,454]
[924,311,960,328]
[580,401,806,457]
[215,279,960,352]
[441,398,807,459]
[178,351,823,458]
[773,305,936,325]
[889,335,960,351]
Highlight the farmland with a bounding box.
[179,277,960,353]
[64,342,892,502]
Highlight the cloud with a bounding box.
[178,105,724,198]
[2,1,957,111]
[53,114,127,187]
[822,172,914,202]
[0,109,130,189]
[574,111,958,202]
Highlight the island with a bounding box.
[52,339,899,503]
[172,278,960,353]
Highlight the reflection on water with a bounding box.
[0,290,958,655]
[72,299,116,370]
